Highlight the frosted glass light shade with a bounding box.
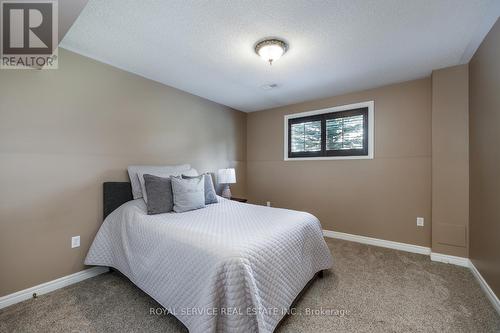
[255,39,288,65]
[217,168,236,184]
[258,44,284,63]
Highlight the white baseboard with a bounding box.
[3,234,499,317]
[323,229,431,255]
[430,252,470,267]
[323,229,499,315]
[0,266,109,310]
[469,260,500,315]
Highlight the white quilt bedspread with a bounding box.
[85,197,333,333]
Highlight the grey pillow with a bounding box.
[143,174,174,215]
[182,173,218,204]
[171,175,206,213]
[138,168,198,203]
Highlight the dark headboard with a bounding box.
[103,182,133,220]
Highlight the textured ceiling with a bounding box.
[61,0,499,112]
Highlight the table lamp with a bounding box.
[217,168,236,199]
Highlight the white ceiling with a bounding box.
[61,0,500,112]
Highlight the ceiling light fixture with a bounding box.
[255,38,288,65]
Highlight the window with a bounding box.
[284,101,374,160]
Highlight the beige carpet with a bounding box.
[1,238,499,333]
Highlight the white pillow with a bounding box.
[127,164,191,199]
[138,168,198,203]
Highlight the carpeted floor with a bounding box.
[1,238,499,333]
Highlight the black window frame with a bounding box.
[287,107,369,159]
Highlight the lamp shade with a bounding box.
[217,168,236,184]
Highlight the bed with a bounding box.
[85,182,333,333]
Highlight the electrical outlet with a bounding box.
[71,236,80,248]
[416,217,424,227]
[266,201,271,207]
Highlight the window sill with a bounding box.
[284,155,373,161]
[284,100,375,163]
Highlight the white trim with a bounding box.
[283,155,372,161]
[323,229,431,255]
[0,266,109,310]
[284,101,374,161]
[1,242,498,317]
[469,260,500,315]
[430,252,470,267]
[323,229,500,315]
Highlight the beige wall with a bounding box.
[0,49,247,296]
[431,65,469,257]
[247,78,432,247]
[1,31,493,298]
[469,19,500,298]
